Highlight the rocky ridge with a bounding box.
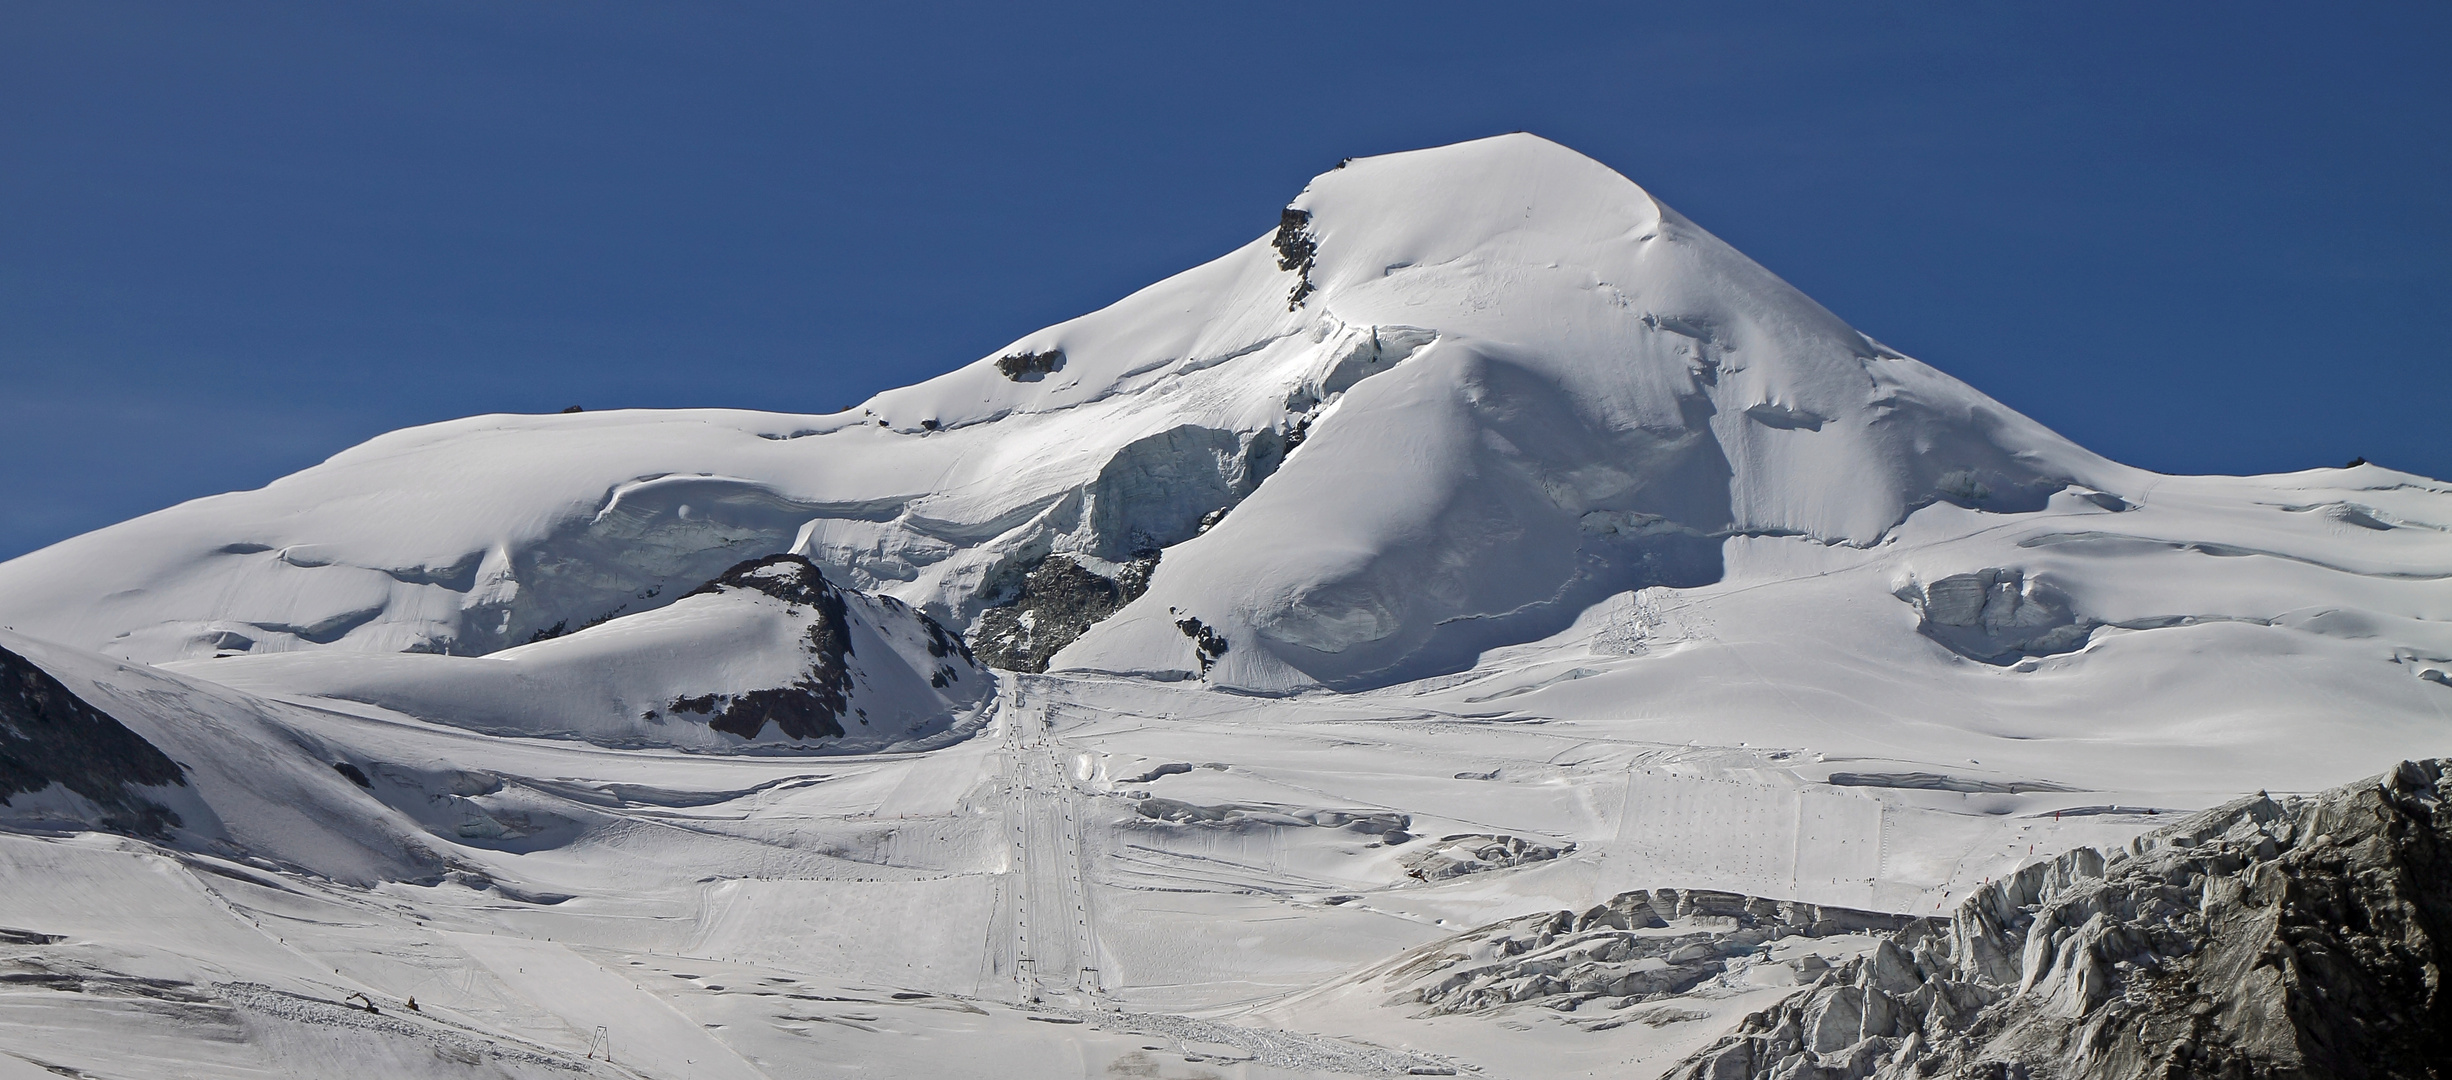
[1670,759,2452,1080]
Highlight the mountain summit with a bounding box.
[0,135,2130,697]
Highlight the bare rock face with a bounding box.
[1671,759,2452,1080]
[973,554,1155,672]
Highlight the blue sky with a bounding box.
[4,2,2445,560]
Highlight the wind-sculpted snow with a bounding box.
[5,136,2441,702]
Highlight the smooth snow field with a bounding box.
[2,135,2447,1079]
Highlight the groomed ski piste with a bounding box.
[2,135,2447,1079]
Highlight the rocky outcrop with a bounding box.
[1380,889,1917,1018]
[660,555,860,740]
[973,554,1156,672]
[995,348,1065,381]
[660,554,983,743]
[1670,759,2452,1080]
[1274,206,1317,309]
[0,644,187,837]
[1174,614,1229,674]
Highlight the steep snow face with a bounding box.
[0,134,2116,689]
[1058,137,2124,688]
[171,555,992,754]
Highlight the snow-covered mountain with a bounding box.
[0,134,2114,688]
[2,134,2447,1079]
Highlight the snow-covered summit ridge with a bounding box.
[872,133,2118,542]
[0,132,2370,694]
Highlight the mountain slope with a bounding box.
[176,553,991,753]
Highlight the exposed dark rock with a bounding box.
[995,349,1066,381]
[684,552,837,607]
[1176,615,1229,674]
[1897,569,2096,665]
[332,762,372,789]
[1669,759,2452,1080]
[669,555,855,741]
[1275,207,1318,309]
[1380,889,1917,1017]
[974,554,1155,673]
[912,598,977,668]
[673,684,846,742]
[0,644,186,837]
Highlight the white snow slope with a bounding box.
[1,134,2448,1080]
[184,553,994,754]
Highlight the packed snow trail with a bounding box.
[998,677,1103,1006]
[989,681,1458,1076]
